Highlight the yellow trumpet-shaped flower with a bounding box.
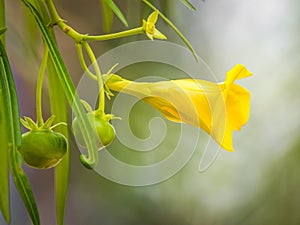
[105,64,252,151]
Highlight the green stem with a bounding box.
[44,0,59,23]
[45,0,143,42]
[36,46,49,126]
[82,42,105,118]
[44,0,82,42]
[75,43,97,80]
[83,27,144,41]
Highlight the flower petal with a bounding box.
[143,96,181,122]
[153,28,167,40]
[146,32,154,40]
[224,64,252,91]
[148,10,158,24]
[224,83,251,131]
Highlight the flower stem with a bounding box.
[75,43,97,80]
[45,0,144,42]
[81,42,105,118]
[83,27,144,41]
[36,46,49,127]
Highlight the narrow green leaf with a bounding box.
[10,151,40,225]
[0,27,6,35]
[101,0,114,33]
[0,48,10,225]
[32,0,50,21]
[179,0,196,11]
[47,57,70,225]
[103,0,128,27]
[0,1,9,220]
[21,0,98,167]
[0,42,22,154]
[24,2,39,49]
[0,40,40,225]
[22,0,50,63]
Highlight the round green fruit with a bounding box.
[72,113,115,148]
[19,130,67,169]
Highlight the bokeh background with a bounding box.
[1,0,300,224]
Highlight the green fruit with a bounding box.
[72,112,115,148]
[19,130,67,169]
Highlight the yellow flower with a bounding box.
[105,64,252,151]
[142,11,167,40]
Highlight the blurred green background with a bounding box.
[2,0,300,224]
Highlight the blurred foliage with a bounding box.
[233,138,300,225]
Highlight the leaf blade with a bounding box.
[0,0,5,44]
[103,0,128,27]
[0,41,11,224]
[101,0,114,33]
[0,40,40,225]
[47,57,70,225]
[179,0,196,11]
[10,151,40,225]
